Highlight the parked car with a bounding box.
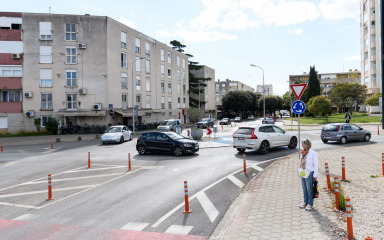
[101,125,132,144]
[234,117,241,122]
[220,118,231,125]
[262,117,275,124]
[247,115,255,120]
[321,123,371,144]
[136,131,199,156]
[196,118,214,129]
[233,125,297,154]
[157,119,182,132]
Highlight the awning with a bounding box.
[114,110,145,117]
[58,111,106,117]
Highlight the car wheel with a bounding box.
[237,148,245,153]
[119,136,124,144]
[173,147,183,156]
[339,136,347,144]
[137,145,147,155]
[129,134,133,141]
[258,141,270,154]
[322,139,328,143]
[363,134,370,142]
[288,137,297,149]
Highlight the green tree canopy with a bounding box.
[301,65,320,103]
[329,83,367,112]
[365,93,382,106]
[258,95,283,116]
[307,95,332,118]
[187,108,205,123]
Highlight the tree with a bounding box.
[45,118,59,135]
[170,40,186,52]
[301,65,320,103]
[282,91,295,111]
[187,108,205,123]
[222,91,252,116]
[365,93,382,106]
[34,118,41,133]
[259,96,282,116]
[329,83,367,112]
[307,96,332,119]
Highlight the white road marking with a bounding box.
[227,175,244,188]
[0,202,35,208]
[121,222,149,231]
[196,192,219,222]
[165,225,193,235]
[0,185,97,199]
[64,166,128,173]
[13,214,37,221]
[251,165,264,172]
[20,173,124,185]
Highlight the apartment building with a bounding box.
[189,65,216,119]
[288,70,361,97]
[361,0,382,96]
[0,12,189,133]
[256,84,273,96]
[215,79,255,108]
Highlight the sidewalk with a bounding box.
[210,142,384,240]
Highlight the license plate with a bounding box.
[238,137,245,140]
[195,146,198,149]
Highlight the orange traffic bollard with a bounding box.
[183,181,191,213]
[187,130,190,137]
[378,125,380,135]
[345,198,353,239]
[382,153,384,177]
[325,163,332,190]
[47,174,53,200]
[334,176,340,210]
[51,139,53,149]
[88,152,91,168]
[128,153,132,171]
[243,153,247,174]
[365,237,373,240]
[1,142,3,152]
[342,157,346,181]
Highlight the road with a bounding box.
[1,118,383,239]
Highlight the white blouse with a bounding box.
[305,148,319,177]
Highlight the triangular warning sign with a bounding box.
[290,84,307,100]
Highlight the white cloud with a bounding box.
[288,29,304,35]
[119,17,136,29]
[344,55,360,61]
[319,0,360,20]
[155,29,238,43]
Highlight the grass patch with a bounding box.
[289,113,381,124]
[370,174,379,178]
[331,180,348,211]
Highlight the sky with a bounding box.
[2,0,361,96]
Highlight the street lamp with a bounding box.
[250,64,265,120]
[132,56,146,133]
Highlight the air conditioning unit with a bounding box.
[78,43,86,49]
[26,111,35,117]
[93,103,102,111]
[79,88,87,95]
[24,92,33,98]
[12,53,21,59]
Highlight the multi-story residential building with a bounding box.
[189,65,216,119]
[256,84,273,96]
[288,70,362,97]
[0,12,189,133]
[361,0,382,96]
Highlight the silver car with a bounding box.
[321,123,371,144]
[101,125,133,144]
[262,117,275,124]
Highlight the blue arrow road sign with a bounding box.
[292,100,306,114]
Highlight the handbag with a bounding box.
[313,180,319,198]
[298,168,310,178]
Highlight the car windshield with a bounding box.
[160,121,174,126]
[200,118,210,122]
[323,124,339,131]
[222,118,229,121]
[106,127,122,133]
[166,132,184,140]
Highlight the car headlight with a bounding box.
[184,143,193,147]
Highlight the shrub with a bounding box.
[34,118,41,133]
[45,118,59,135]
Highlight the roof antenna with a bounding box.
[49,7,51,13]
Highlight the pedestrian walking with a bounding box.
[299,139,318,211]
[345,113,351,123]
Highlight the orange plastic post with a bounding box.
[378,125,380,135]
[382,153,384,177]
[365,237,373,240]
[243,153,247,174]
[325,163,332,190]
[334,176,340,210]
[1,143,3,152]
[88,152,91,168]
[51,139,53,149]
[128,153,131,171]
[345,198,353,239]
[47,174,53,200]
[342,157,346,181]
[183,181,191,213]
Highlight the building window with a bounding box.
[145,42,150,56]
[121,32,127,48]
[183,85,186,95]
[136,76,141,90]
[66,93,77,110]
[136,95,141,109]
[65,23,77,41]
[183,72,186,81]
[40,69,52,87]
[169,112,172,117]
[121,52,127,68]
[0,67,22,77]
[146,95,151,108]
[40,22,52,40]
[121,73,127,89]
[183,97,186,108]
[41,93,52,110]
[161,96,165,109]
[177,83,181,94]
[178,97,181,108]
[168,52,171,64]
[146,78,151,92]
[145,60,150,74]
[146,113,151,118]
[161,65,165,78]
[40,46,52,63]
[161,81,165,93]
[135,38,141,53]
[66,70,77,87]
[168,82,172,94]
[41,116,52,127]
[66,47,77,64]
[222,90,226,95]
[136,57,141,72]
[168,97,172,109]
[168,67,171,78]
[182,59,186,69]
[177,70,181,81]
[161,49,164,61]
[177,56,180,67]
[122,94,128,110]
[1,90,21,102]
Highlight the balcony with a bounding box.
[371,28,376,35]
[0,102,22,113]
[365,46,369,52]
[371,55,376,61]
[365,58,369,65]
[370,1,375,8]
[0,29,21,41]
[0,77,22,89]
[364,34,368,40]
[364,71,369,77]
[371,14,375,22]
[371,68,376,75]
[371,41,376,48]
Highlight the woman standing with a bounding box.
[299,139,318,211]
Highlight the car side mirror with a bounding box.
[283,130,286,134]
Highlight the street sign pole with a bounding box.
[298,113,300,161]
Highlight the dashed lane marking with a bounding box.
[0,185,97,199]
[196,192,219,223]
[20,173,124,185]
[227,175,244,188]
[121,222,150,231]
[165,225,193,235]
[251,165,264,172]
[12,214,37,221]
[0,202,35,208]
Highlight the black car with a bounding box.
[196,118,214,129]
[136,131,199,156]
